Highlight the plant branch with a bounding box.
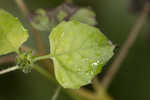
[0,55,15,65]
[51,86,61,100]
[15,0,45,56]
[0,66,19,75]
[101,2,150,89]
[15,0,30,17]
[33,64,56,84]
[15,0,53,72]
[73,88,97,100]
[93,78,101,93]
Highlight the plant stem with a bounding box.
[0,66,19,75]
[73,88,97,100]
[0,55,15,65]
[15,0,45,56]
[15,0,53,72]
[101,3,150,89]
[51,86,61,100]
[33,64,57,84]
[33,54,51,62]
[15,0,30,17]
[34,65,95,100]
[92,78,101,93]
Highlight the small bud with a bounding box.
[16,50,34,73]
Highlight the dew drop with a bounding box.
[91,60,100,67]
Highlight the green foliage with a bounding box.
[57,10,68,22]
[49,21,114,89]
[0,9,114,89]
[31,8,54,31]
[31,5,97,31]
[0,9,29,55]
[71,8,97,26]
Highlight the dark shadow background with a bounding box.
[0,0,150,100]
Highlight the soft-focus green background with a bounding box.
[0,0,150,100]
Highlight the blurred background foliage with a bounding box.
[0,0,150,100]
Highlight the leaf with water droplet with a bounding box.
[49,21,114,89]
[0,9,29,55]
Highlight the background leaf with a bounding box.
[31,8,55,31]
[49,21,114,89]
[31,4,97,32]
[70,8,97,26]
[0,9,29,55]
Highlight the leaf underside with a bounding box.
[49,21,114,89]
[0,9,28,55]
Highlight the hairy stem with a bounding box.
[0,66,19,75]
[51,86,61,100]
[101,2,150,89]
[33,54,51,62]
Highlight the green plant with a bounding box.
[0,0,149,100]
[0,8,114,89]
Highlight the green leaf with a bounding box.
[57,10,68,22]
[31,8,54,31]
[49,21,114,89]
[0,9,28,55]
[70,8,97,26]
